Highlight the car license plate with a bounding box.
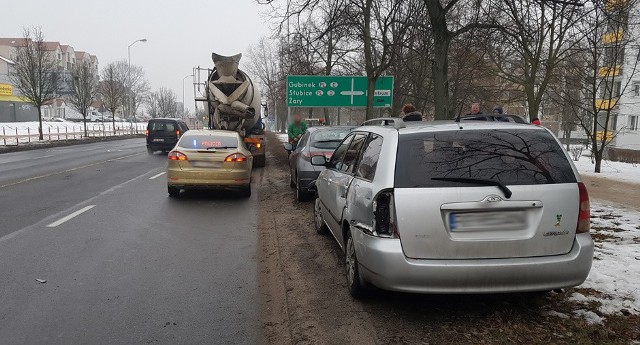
[449,211,527,231]
[192,161,222,168]
[153,138,164,142]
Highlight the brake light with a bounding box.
[145,129,149,137]
[256,143,262,149]
[224,153,247,162]
[176,130,181,137]
[372,190,399,238]
[303,151,333,159]
[577,182,590,233]
[168,151,188,161]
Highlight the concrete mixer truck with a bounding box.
[193,53,266,167]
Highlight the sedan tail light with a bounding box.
[302,151,333,159]
[145,129,149,137]
[224,153,247,162]
[168,151,188,161]
[372,190,399,238]
[576,182,590,233]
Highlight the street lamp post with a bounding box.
[182,74,193,119]
[128,38,147,126]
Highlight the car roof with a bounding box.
[149,118,183,122]
[182,129,238,137]
[358,120,542,136]
[307,125,354,132]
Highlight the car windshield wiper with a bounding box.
[430,177,512,199]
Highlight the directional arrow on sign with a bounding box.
[340,78,365,105]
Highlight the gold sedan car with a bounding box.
[167,130,253,197]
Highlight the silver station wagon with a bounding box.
[311,119,593,298]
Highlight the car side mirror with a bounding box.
[311,155,328,166]
[283,143,293,151]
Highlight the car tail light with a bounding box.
[176,130,181,138]
[145,129,149,137]
[577,182,590,233]
[168,151,188,161]
[224,153,247,162]
[303,151,333,159]
[372,190,399,238]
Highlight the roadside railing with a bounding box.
[0,123,146,146]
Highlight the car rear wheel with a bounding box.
[239,185,252,198]
[345,230,367,299]
[147,147,154,154]
[168,186,180,198]
[314,197,329,235]
[296,176,309,202]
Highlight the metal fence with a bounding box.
[0,123,145,146]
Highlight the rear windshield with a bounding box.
[394,129,576,188]
[148,121,176,132]
[177,135,238,149]
[310,128,352,150]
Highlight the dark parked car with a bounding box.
[284,126,353,201]
[146,118,190,153]
[460,114,528,124]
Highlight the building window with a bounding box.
[634,83,640,97]
[630,116,639,131]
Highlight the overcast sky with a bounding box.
[1,0,273,112]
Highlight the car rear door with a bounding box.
[392,128,580,260]
[148,120,179,146]
[320,133,367,245]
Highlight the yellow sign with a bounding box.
[0,83,12,96]
[595,131,614,142]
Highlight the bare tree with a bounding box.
[146,92,160,119]
[11,27,59,140]
[99,62,126,134]
[247,37,285,130]
[566,0,640,172]
[155,87,178,117]
[69,60,97,137]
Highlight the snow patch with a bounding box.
[573,309,604,325]
[546,310,570,319]
[573,155,640,184]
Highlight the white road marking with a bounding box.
[46,205,96,228]
[149,172,166,180]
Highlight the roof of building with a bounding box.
[0,38,29,47]
[42,41,61,51]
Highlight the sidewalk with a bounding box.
[582,175,640,211]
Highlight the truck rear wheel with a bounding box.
[254,154,265,168]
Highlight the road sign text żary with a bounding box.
[287,76,393,108]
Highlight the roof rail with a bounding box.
[360,117,405,129]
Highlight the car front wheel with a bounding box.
[314,197,329,235]
[345,230,366,299]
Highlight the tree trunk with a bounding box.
[594,151,602,173]
[112,112,116,135]
[37,107,44,141]
[366,77,377,120]
[432,35,451,120]
[83,114,88,138]
[323,108,330,126]
[564,129,571,151]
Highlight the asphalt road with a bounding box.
[0,138,261,344]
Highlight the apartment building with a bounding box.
[0,38,99,122]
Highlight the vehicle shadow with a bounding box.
[174,189,249,201]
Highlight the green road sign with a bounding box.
[287,75,393,108]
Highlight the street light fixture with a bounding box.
[127,38,147,125]
[182,74,193,118]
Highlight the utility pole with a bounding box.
[182,74,193,118]
[128,38,147,125]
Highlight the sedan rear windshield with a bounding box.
[178,135,238,149]
[310,129,352,150]
[394,129,576,188]
[148,121,177,132]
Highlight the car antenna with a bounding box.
[454,113,463,129]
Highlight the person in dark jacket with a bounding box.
[493,106,503,115]
[402,104,423,121]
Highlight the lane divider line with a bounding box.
[46,205,96,228]
[149,172,166,180]
[0,152,142,189]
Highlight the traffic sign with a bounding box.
[287,75,393,108]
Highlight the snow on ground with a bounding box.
[573,154,640,184]
[0,120,147,146]
[574,202,640,316]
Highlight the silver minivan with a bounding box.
[311,119,593,298]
